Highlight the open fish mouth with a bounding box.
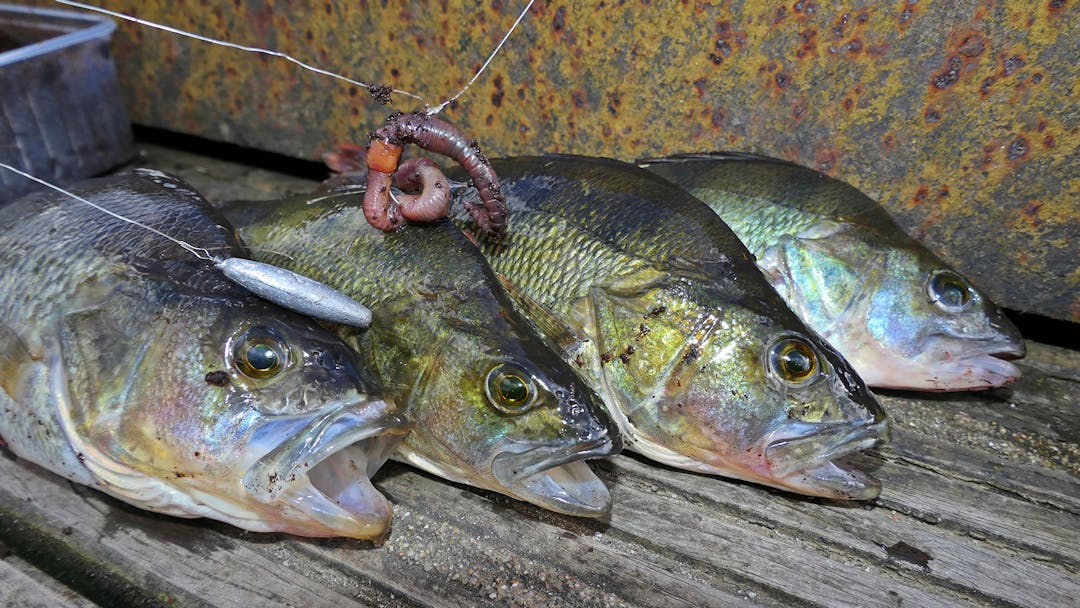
[243,399,409,539]
[856,336,1026,391]
[490,436,618,517]
[925,339,1027,391]
[763,416,890,500]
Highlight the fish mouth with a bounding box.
[968,343,1025,384]
[984,339,1027,368]
[243,399,409,539]
[856,336,1026,391]
[925,338,1026,391]
[763,416,890,500]
[490,436,618,517]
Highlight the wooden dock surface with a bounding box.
[1,145,1076,608]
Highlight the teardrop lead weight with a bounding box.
[217,258,373,328]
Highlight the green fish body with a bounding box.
[0,170,407,540]
[220,189,621,517]
[640,153,1025,391]
[450,155,889,500]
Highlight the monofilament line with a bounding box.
[54,0,533,116]
[426,0,536,116]
[0,162,215,262]
[53,0,427,107]
[0,163,374,328]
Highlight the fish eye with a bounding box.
[767,337,820,386]
[927,270,973,312]
[485,363,538,415]
[231,327,290,380]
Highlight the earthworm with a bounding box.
[362,141,404,231]
[394,157,452,221]
[363,112,508,234]
[362,154,452,230]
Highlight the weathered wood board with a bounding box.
[0,557,96,608]
[0,145,1076,608]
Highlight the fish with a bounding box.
[218,189,622,517]
[0,169,409,540]
[448,155,890,500]
[639,153,1026,391]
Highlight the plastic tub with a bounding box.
[0,4,133,203]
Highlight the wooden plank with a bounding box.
[3,353,1075,608]
[0,557,97,608]
[0,459,397,608]
[607,455,1080,608]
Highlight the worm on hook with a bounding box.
[363,151,452,230]
[363,112,508,234]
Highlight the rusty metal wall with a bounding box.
[59,0,1079,322]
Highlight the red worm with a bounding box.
[362,139,405,231]
[364,112,507,234]
[362,156,452,230]
[394,157,451,221]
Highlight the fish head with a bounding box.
[858,249,1026,390]
[765,230,1026,390]
[590,276,887,500]
[75,294,407,540]
[394,292,621,518]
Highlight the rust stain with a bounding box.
[46,0,1079,322]
[1020,200,1046,228]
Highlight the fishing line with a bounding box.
[24,0,538,322]
[1,161,216,262]
[53,0,426,107]
[0,162,372,328]
[426,0,535,115]
[54,0,536,116]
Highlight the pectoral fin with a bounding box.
[0,323,37,401]
[495,272,586,357]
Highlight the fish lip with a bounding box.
[242,398,409,538]
[764,416,889,484]
[958,332,1027,360]
[863,334,1026,391]
[932,337,1026,389]
[787,458,883,501]
[490,436,618,517]
[988,341,1026,361]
